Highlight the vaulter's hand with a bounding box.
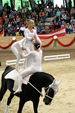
[22,47,26,50]
[31,37,35,41]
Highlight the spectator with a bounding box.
[2,11,6,21]
[48,6,53,17]
[44,8,48,19]
[66,23,72,34]
[4,16,9,26]
[71,22,75,33]
[70,16,75,25]
[19,24,25,36]
[65,11,70,23]
[0,25,3,35]
[40,25,50,34]
[54,22,61,30]
[0,17,3,25]
[16,15,20,25]
[11,7,16,15]
[39,9,45,22]
[56,8,61,18]
[13,27,17,36]
[35,14,39,26]
[61,21,66,27]
[61,11,67,22]
[8,23,14,36]
[57,18,62,26]
[24,20,28,28]
[72,24,75,33]
[70,7,75,18]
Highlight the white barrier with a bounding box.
[6,59,25,66]
[44,54,70,61]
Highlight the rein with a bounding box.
[28,81,53,99]
[45,87,53,100]
[45,95,53,100]
[28,82,43,96]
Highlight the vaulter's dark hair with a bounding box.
[33,42,40,49]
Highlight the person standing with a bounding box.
[11,19,41,71]
[24,19,41,50]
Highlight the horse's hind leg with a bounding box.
[4,93,14,113]
[0,79,7,106]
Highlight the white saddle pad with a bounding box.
[5,69,31,91]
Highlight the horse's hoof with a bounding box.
[0,62,1,66]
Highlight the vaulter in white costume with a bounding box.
[14,42,42,94]
[11,38,26,71]
[11,19,41,71]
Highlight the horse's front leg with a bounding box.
[4,93,14,113]
[33,99,39,113]
[17,98,25,113]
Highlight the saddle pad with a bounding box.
[5,69,31,91]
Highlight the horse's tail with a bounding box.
[0,66,11,102]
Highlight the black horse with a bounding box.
[0,66,60,113]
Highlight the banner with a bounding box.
[37,26,66,39]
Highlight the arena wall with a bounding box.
[0,34,75,51]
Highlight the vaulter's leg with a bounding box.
[14,75,23,94]
[4,93,14,113]
[14,66,34,94]
[11,45,20,71]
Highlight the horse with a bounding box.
[0,66,61,113]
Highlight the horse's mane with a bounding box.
[29,72,54,87]
[5,66,15,71]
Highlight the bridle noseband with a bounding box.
[44,86,54,100]
[28,81,55,100]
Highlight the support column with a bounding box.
[74,0,75,7]
[21,0,23,8]
[0,0,3,10]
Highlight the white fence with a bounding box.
[6,59,25,66]
[6,54,70,66]
[44,54,70,61]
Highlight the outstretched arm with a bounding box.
[23,48,36,58]
[34,30,42,44]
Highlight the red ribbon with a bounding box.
[42,39,54,47]
[56,38,74,47]
[0,40,16,49]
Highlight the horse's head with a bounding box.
[43,79,61,105]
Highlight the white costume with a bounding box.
[15,47,42,93]
[11,28,41,71]
[24,28,41,50]
[21,48,42,77]
[11,38,26,71]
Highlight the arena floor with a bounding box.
[0,49,75,113]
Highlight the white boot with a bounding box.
[4,105,9,113]
[0,101,1,107]
[14,75,23,94]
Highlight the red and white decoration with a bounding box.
[38,26,66,39]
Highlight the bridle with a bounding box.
[44,86,54,100]
[44,79,61,100]
[28,81,54,99]
[28,79,61,100]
